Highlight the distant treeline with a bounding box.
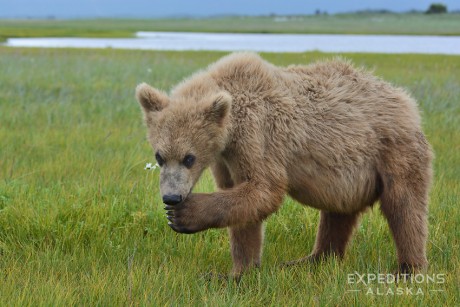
[273,4,456,16]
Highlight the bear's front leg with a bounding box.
[229,222,264,277]
[165,180,285,234]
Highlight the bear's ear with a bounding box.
[135,83,169,114]
[205,92,232,126]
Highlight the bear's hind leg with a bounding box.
[229,222,264,277]
[283,211,361,266]
[379,178,429,273]
[378,132,432,273]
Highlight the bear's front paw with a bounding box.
[164,193,220,234]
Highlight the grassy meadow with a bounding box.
[1,13,460,42]
[0,47,459,306]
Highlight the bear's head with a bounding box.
[136,83,232,205]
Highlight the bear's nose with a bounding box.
[162,194,182,205]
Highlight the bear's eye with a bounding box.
[155,152,165,167]
[182,154,196,169]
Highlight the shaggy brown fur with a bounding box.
[136,52,433,277]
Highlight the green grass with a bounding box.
[1,13,460,43]
[0,47,459,306]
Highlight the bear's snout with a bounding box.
[162,194,182,206]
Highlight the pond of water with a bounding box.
[5,31,460,54]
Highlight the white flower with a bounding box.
[144,162,159,170]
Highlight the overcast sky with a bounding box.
[1,0,459,18]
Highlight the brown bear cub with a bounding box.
[136,52,433,277]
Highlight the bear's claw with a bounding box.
[167,222,196,234]
[167,222,179,232]
[165,204,197,234]
[163,194,213,234]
